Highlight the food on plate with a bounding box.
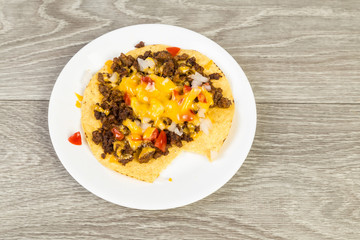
[81,43,234,182]
[68,131,82,145]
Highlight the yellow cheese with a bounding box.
[123,119,142,135]
[181,87,201,112]
[105,60,113,74]
[127,136,142,150]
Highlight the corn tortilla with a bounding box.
[81,45,235,182]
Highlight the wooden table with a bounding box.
[1,1,359,239]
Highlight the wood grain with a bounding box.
[1,0,360,239]
[0,0,359,103]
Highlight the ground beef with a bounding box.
[117,104,135,122]
[154,51,172,62]
[143,51,152,59]
[99,84,110,98]
[120,53,134,67]
[116,143,134,165]
[186,57,196,66]
[135,41,145,48]
[174,53,189,61]
[92,129,115,154]
[101,102,110,110]
[102,130,114,154]
[92,130,102,144]
[101,153,106,159]
[138,149,155,163]
[212,87,232,108]
[194,125,200,133]
[217,97,232,108]
[152,148,169,159]
[132,59,140,71]
[97,72,104,83]
[118,157,133,165]
[194,63,204,74]
[94,110,104,120]
[165,130,183,148]
[162,59,175,77]
[209,73,221,80]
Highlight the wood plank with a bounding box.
[0,1,359,103]
[0,101,359,239]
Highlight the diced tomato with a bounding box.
[172,90,179,100]
[180,112,195,122]
[111,127,124,141]
[141,76,154,84]
[183,85,192,93]
[124,92,131,106]
[131,133,143,141]
[166,47,180,57]
[154,130,167,152]
[143,128,159,141]
[68,131,82,145]
[197,92,207,103]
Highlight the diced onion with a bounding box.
[190,72,209,83]
[174,127,183,136]
[191,79,202,88]
[200,118,212,135]
[109,72,118,83]
[135,120,141,127]
[140,122,152,132]
[138,57,155,71]
[142,117,151,123]
[198,108,206,118]
[168,122,177,132]
[203,84,211,91]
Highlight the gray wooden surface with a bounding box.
[1,0,359,239]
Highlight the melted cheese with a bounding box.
[117,70,213,126]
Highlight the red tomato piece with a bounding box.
[166,47,180,56]
[172,90,179,100]
[68,131,82,145]
[124,92,131,106]
[111,127,124,141]
[197,92,207,103]
[154,130,167,152]
[143,128,159,141]
[141,76,154,84]
[183,85,192,93]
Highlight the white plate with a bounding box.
[48,24,256,210]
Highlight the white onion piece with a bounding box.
[140,122,152,132]
[168,122,177,132]
[190,71,209,83]
[198,108,206,118]
[191,79,202,88]
[109,72,118,83]
[203,84,211,91]
[134,120,141,127]
[145,82,155,92]
[174,127,183,136]
[142,117,151,123]
[200,118,212,135]
[138,57,155,71]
